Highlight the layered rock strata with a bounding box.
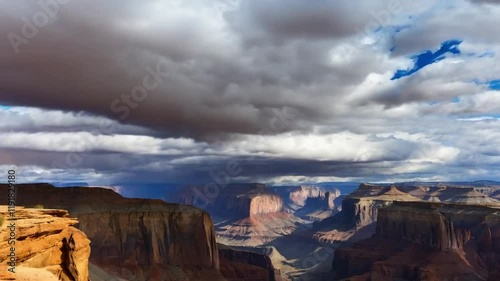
[332,201,500,280]
[0,206,91,281]
[0,184,222,281]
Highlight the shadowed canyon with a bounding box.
[1,182,499,280]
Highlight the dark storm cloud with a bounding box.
[226,0,388,45]
[1,0,369,139]
[0,0,409,139]
[0,0,290,138]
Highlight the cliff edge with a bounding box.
[0,206,91,281]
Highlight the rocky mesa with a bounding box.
[332,201,500,281]
[313,185,421,245]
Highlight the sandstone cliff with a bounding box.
[336,185,421,228]
[77,205,220,280]
[332,201,500,281]
[266,185,344,222]
[0,206,91,281]
[0,184,223,281]
[376,201,500,250]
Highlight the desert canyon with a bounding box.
[0,182,499,281]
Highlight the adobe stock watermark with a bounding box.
[51,60,169,170]
[7,0,71,54]
[187,107,298,209]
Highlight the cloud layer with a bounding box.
[1,0,500,189]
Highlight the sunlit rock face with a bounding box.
[0,206,91,281]
[288,186,340,208]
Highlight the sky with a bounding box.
[1,0,500,190]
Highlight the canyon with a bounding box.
[0,184,223,280]
[313,183,500,245]
[177,184,344,280]
[1,181,499,280]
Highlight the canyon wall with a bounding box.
[77,206,220,274]
[0,184,222,281]
[315,185,420,231]
[288,186,340,208]
[0,206,91,281]
[332,201,500,280]
[376,201,500,250]
[340,197,392,227]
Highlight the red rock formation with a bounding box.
[332,201,500,281]
[248,194,283,216]
[313,185,421,246]
[340,186,422,227]
[0,206,91,281]
[288,186,340,208]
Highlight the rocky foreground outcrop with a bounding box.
[0,184,223,281]
[0,206,91,281]
[332,201,500,281]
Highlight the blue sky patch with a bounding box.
[473,79,500,90]
[391,39,463,80]
[489,80,500,90]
